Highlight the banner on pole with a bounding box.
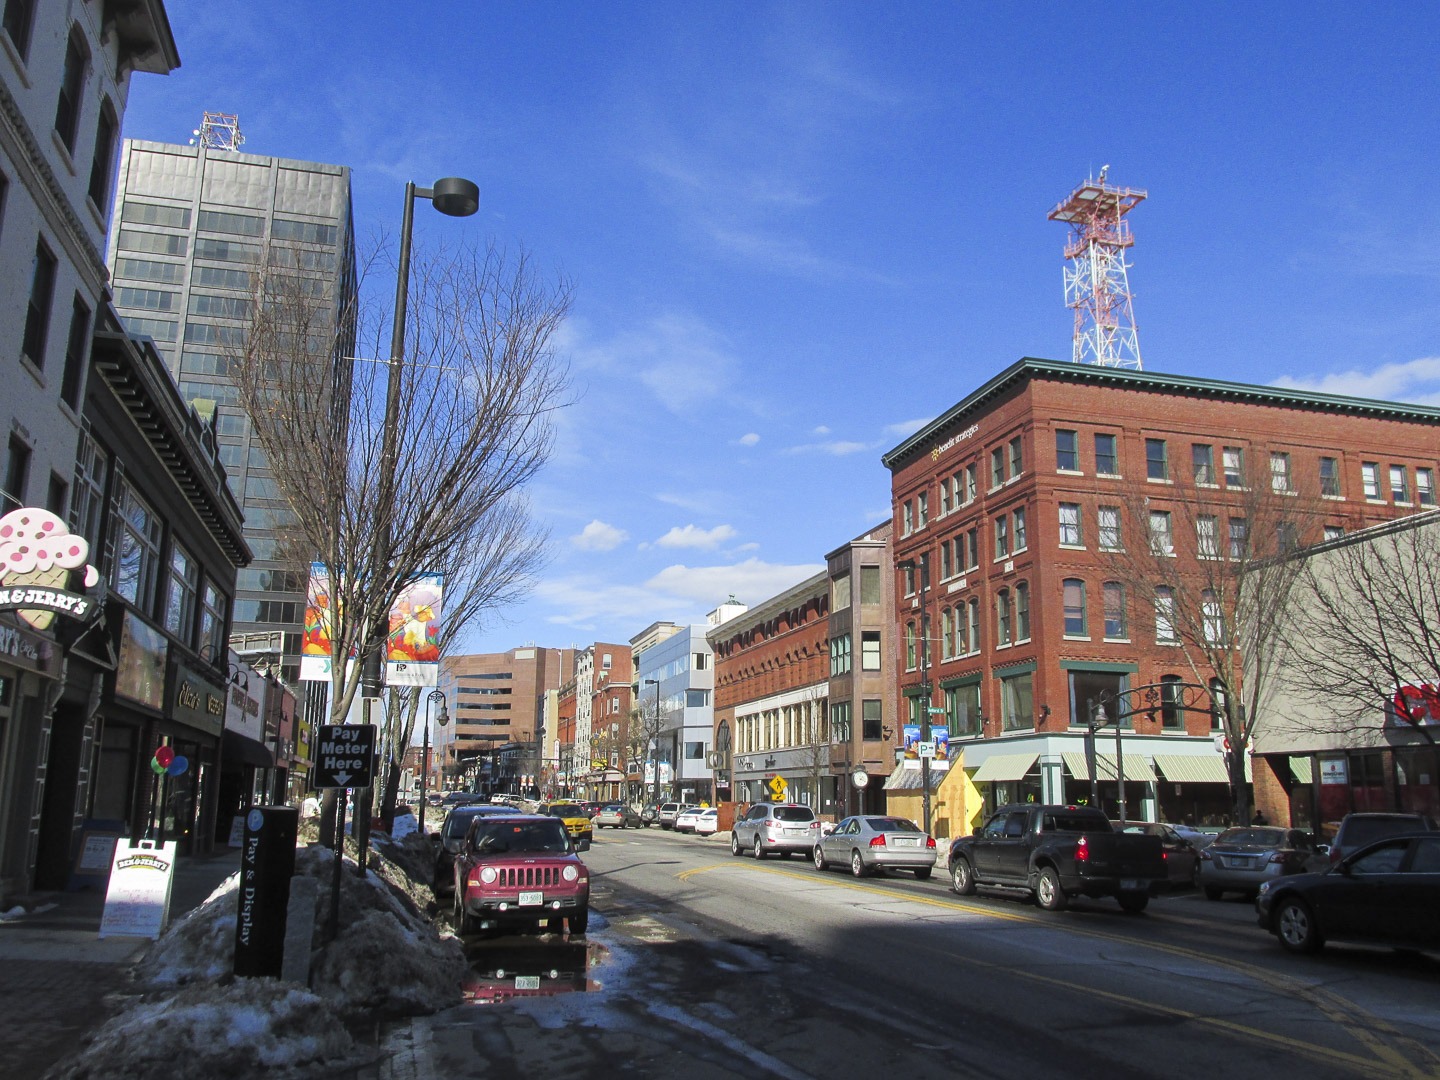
[385,572,443,686]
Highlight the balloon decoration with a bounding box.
[167,755,189,777]
[151,745,188,777]
[155,746,175,767]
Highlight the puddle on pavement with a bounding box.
[461,938,609,1004]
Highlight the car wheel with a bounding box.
[1204,885,1224,901]
[1117,891,1149,914]
[1275,897,1321,954]
[754,836,766,860]
[914,867,932,881]
[951,858,976,896]
[813,845,828,871]
[454,891,478,935]
[730,833,742,857]
[569,909,589,936]
[1035,866,1068,911]
[850,850,868,878]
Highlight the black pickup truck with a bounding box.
[948,804,1166,913]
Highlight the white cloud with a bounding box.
[885,416,934,438]
[560,313,741,414]
[1272,358,1440,407]
[737,432,761,447]
[571,520,628,552]
[811,425,831,436]
[647,558,825,606]
[781,439,871,457]
[656,524,738,550]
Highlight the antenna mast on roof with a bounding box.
[189,111,245,152]
[1047,167,1146,370]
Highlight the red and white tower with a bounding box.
[1047,167,1146,370]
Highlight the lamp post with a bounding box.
[419,689,449,834]
[645,678,663,809]
[897,556,934,835]
[354,177,480,875]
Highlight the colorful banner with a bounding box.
[300,562,337,682]
[386,572,443,686]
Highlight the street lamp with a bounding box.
[645,678,663,809]
[897,556,934,835]
[419,689,448,833]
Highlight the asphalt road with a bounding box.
[422,828,1440,1080]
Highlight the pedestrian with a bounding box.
[1252,809,1267,825]
[301,793,320,820]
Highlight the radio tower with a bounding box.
[189,111,245,152]
[1047,166,1146,370]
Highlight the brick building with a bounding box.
[882,357,1440,826]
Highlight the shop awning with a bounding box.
[1152,754,1231,784]
[222,729,274,769]
[970,752,1039,783]
[1062,752,1157,784]
[884,766,925,790]
[1289,757,1313,784]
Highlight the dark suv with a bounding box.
[731,802,821,858]
[1326,812,1437,866]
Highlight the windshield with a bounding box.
[866,817,921,833]
[1041,812,1111,833]
[774,807,816,823]
[1344,818,1427,848]
[1218,827,1286,847]
[547,806,584,819]
[471,819,569,853]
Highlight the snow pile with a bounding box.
[47,981,362,1080]
[138,871,241,987]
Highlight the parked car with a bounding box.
[814,815,937,879]
[1256,833,1440,955]
[594,804,642,829]
[1112,821,1201,885]
[692,808,719,835]
[948,804,1166,913]
[539,803,594,850]
[1324,812,1437,867]
[639,804,660,827]
[433,803,523,895]
[453,814,590,936]
[674,806,710,833]
[439,791,482,808]
[731,803,821,858]
[1197,825,1317,900]
[580,801,605,818]
[1167,823,1220,850]
[657,802,696,830]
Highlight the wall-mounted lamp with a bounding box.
[1039,704,1052,726]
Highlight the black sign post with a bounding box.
[314,725,376,941]
[233,806,298,978]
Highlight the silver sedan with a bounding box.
[1196,826,1317,900]
[813,816,938,879]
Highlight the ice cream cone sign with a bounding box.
[0,508,101,631]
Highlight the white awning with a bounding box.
[970,752,1039,783]
[1151,753,1250,783]
[884,765,926,790]
[1062,752,1157,784]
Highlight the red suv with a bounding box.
[453,814,590,935]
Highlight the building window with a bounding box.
[1094,432,1118,476]
[2,0,36,60]
[1059,502,1083,547]
[941,607,954,659]
[1155,586,1178,643]
[948,683,981,737]
[1063,578,1086,637]
[88,101,119,210]
[1270,452,1292,493]
[54,28,88,154]
[905,623,916,671]
[601,652,613,669]
[3,435,30,514]
[994,514,1010,559]
[916,491,929,529]
[860,565,880,605]
[862,699,883,740]
[1145,438,1169,481]
[1149,510,1173,555]
[1102,581,1127,640]
[919,613,931,668]
[164,543,199,643]
[1361,462,1380,500]
[1277,521,1299,554]
[69,431,108,551]
[201,585,230,660]
[832,573,851,610]
[1013,507,1027,552]
[1098,505,1121,551]
[1390,465,1409,503]
[1015,581,1030,641]
[1323,524,1344,542]
[830,701,852,743]
[902,500,913,536]
[1209,679,1228,731]
[46,472,67,517]
[901,562,915,597]
[1009,436,1023,478]
[111,479,162,608]
[22,238,58,367]
[1228,517,1248,560]
[830,633,852,676]
[990,447,1005,489]
[1319,456,1340,498]
[694,652,708,669]
[1202,590,1224,645]
[967,598,981,654]
[1056,429,1079,471]
[965,464,977,503]
[964,527,979,571]
[1160,675,1183,730]
[1001,671,1034,731]
[996,589,1012,646]
[1418,468,1435,506]
[1192,444,1215,485]
[60,293,91,409]
[940,539,953,580]
[939,477,951,517]
[1196,514,1219,558]
[1223,446,1245,487]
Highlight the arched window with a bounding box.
[88,98,119,209]
[996,588,1012,646]
[1103,581,1127,639]
[54,25,90,153]
[1063,578,1086,636]
[967,598,981,654]
[940,607,953,660]
[1015,582,1030,641]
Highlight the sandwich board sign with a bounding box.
[98,838,177,939]
[314,724,376,788]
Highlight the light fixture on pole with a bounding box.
[645,678,663,809]
[897,556,934,835]
[419,689,448,834]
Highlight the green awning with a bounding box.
[970,752,1039,783]
[1062,752,1157,784]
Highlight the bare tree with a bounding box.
[1100,452,1325,822]
[1274,512,1440,746]
[230,240,571,841]
[627,698,668,807]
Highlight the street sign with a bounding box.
[767,774,788,800]
[926,707,947,715]
[917,741,937,759]
[314,725,377,788]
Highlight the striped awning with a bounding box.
[970,752,1039,783]
[1152,754,1234,784]
[1062,752,1157,784]
[1289,757,1313,783]
[885,765,926,790]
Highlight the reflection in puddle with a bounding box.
[462,939,609,1004]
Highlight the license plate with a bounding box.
[518,890,543,906]
[784,829,806,838]
[894,837,918,847]
[1120,879,1143,890]
[515,975,540,990]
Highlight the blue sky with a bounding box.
[123,3,1440,654]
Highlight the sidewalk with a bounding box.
[0,846,243,1080]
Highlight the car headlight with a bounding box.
[562,864,579,881]
[1257,881,1272,895]
[479,866,498,884]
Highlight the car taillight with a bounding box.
[1162,852,1169,861]
[1075,835,1089,862]
[1329,847,1341,864]
[1268,852,1286,864]
[926,836,937,849]
[479,866,498,884]
[869,835,887,848]
[1199,848,1213,861]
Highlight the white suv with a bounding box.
[657,802,695,830]
[732,803,820,858]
